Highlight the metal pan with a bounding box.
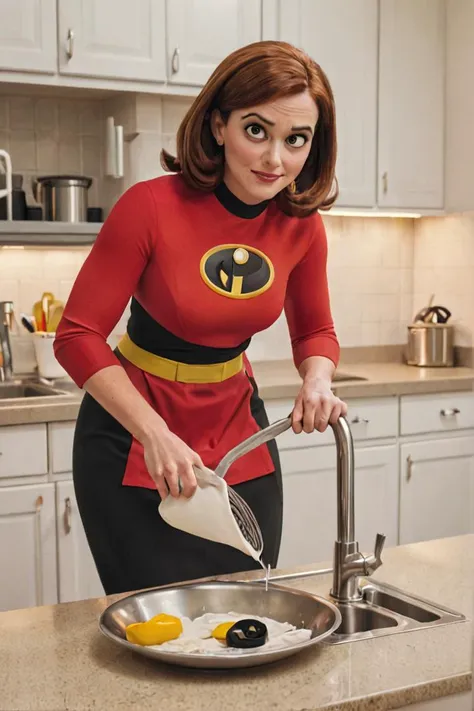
[99,581,342,669]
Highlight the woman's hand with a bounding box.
[291,377,347,434]
[141,425,204,500]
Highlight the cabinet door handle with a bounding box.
[64,497,72,535]
[35,495,44,607]
[171,47,180,74]
[66,29,75,60]
[351,415,369,424]
[406,455,413,481]
[440,408,460,417]
[382,171,388,194]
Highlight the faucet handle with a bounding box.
[363,533,386,576]
[374,532,386,563]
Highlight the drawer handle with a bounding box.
[171,47,180,74]
[66,28,75,60]
[440,408,460,417]
[64,497,72,535]
[351,416,369,424]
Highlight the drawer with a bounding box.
[264,396,398,450]
[50,422,75,473]
[345,397,398,441]
[401,391,474,436]
[0,424,48,479]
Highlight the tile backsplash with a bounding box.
[413,214,474,349]
[0,94,104,207]
[1,90,473,360]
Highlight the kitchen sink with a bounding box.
[362,586,441,623]
[0,381,66,399]
[332,371,368,383]
[324,579,465,645]
[333,604,398,635]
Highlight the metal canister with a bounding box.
[406,323,454,367]
[32,175,92,222]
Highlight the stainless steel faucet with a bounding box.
[0,301,14,381]
[330,417,386,602]
[216,413,385,602]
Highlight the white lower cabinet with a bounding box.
[278,443,398,568]
[399,436,474,545]
[56,480,104,602]
[2,388,473,610]
[0,483,57,611]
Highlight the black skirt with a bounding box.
[73,379,283,596]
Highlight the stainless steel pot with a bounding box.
[32,175,92,222]
[406,323,454,367]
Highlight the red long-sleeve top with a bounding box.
[55,174,339,387]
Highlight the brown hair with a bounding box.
[161,41,338,217]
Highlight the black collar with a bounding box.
[214,181,270,219]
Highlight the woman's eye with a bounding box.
[286,134,307,148]
[245,124,266,139]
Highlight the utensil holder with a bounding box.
[32,332,68,379]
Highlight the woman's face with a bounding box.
[212,90,318,205]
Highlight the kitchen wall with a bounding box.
[413,214,474,349]
[0,93,104,208]
[0,91,472,361]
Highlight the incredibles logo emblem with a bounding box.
[200,244,274,299]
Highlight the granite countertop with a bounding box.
[0,360,473,427]
[1,535,472,711]
[253,359,474,400]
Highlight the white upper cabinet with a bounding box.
[58,0,166,82]
[166,0,261,86]
[0,0,57,73]
[263,0,378,208]
[378,0,445,210]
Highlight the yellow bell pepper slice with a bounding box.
[211,621,235,641]
[125,613,183,646]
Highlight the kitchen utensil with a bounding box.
[32,175,92,222]
[406,322,454,367]
[46,302,64,333]
[414,305,451,324]
[159,417,292,560]
[413,293,435,323]
[0,150,12,221]
[20,314,35,334]
[33,292,55,332]
[99,581,342,669]
[0,173,26,220]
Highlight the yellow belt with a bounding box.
[117,333,243,384]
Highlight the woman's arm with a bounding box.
[54,183,201,498]
[284,215,347,433]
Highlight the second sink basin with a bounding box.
[333,604,398,636]
[325,579,465,644]
[0,381,65,399]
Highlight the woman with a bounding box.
[54,40,347,596]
